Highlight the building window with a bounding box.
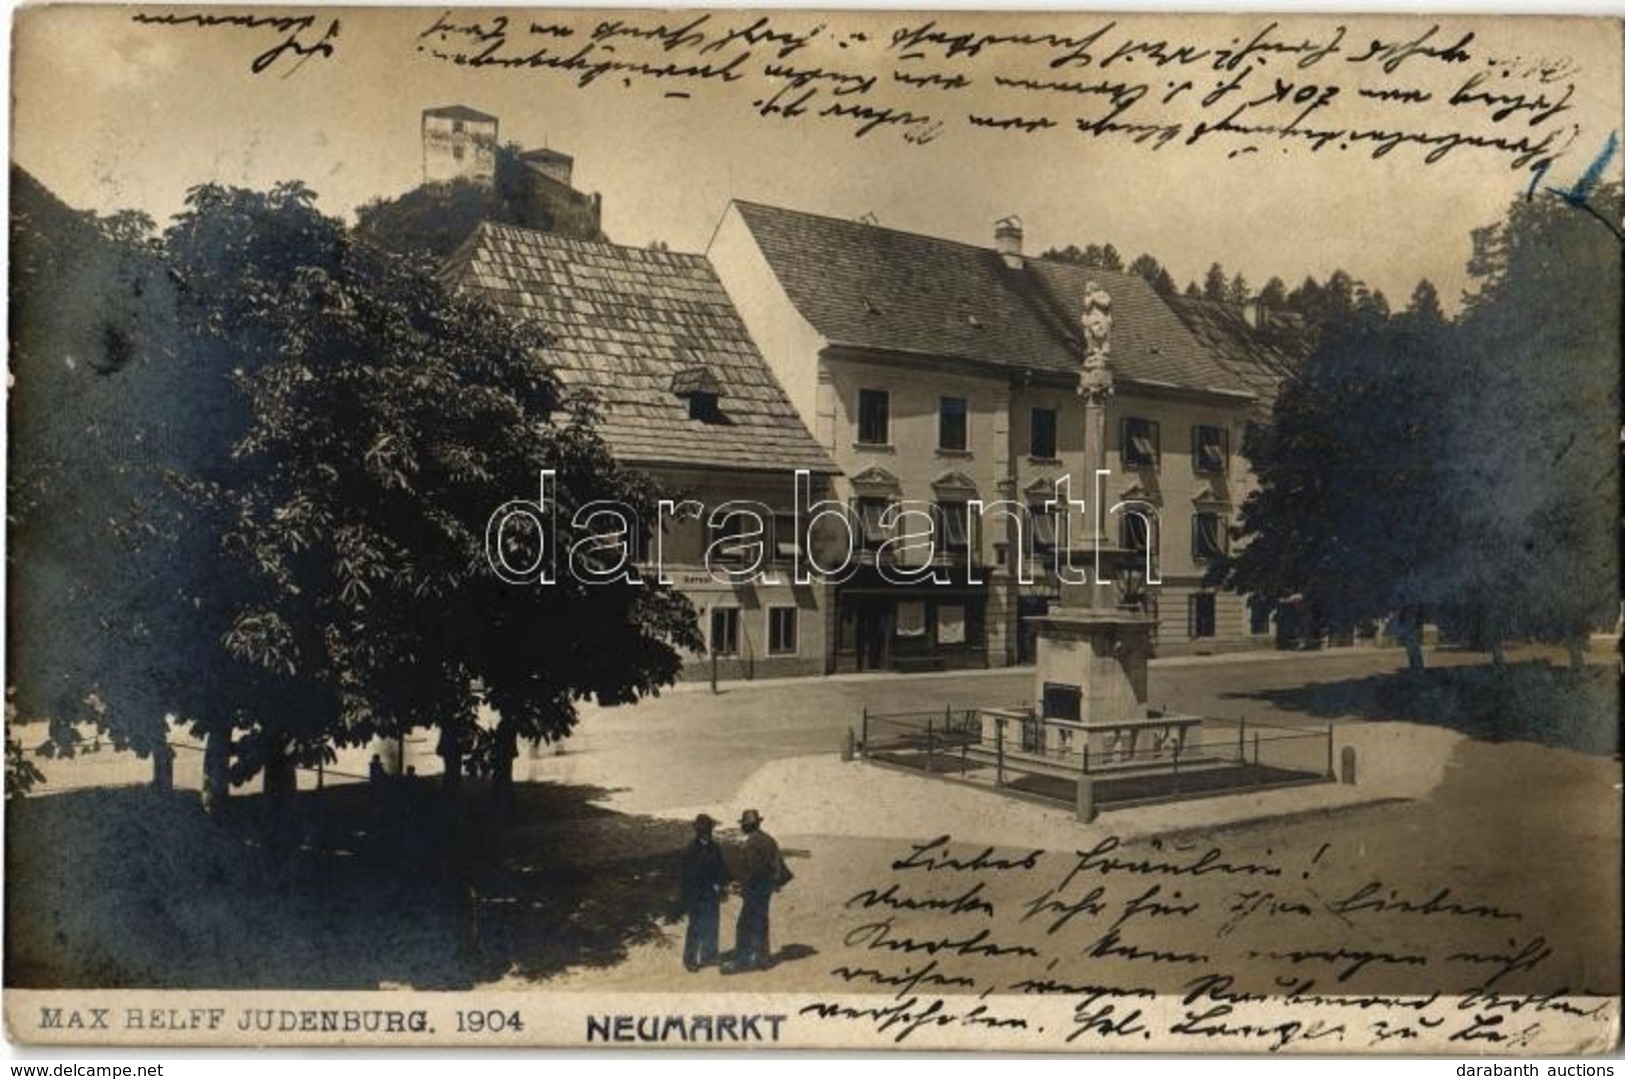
[772,514,801,563]
[708,511,759,565]
[1244,420,1269,458]
[939,396,968,451]
[1189,594,1217,638]
[936,603,968,646]
[1031,408,1058,459]
[452,145,466,162]
[768,607,798,654]
[452,120,465,134]
[1193,511,1227,562]
[1122,417,1159,468]
[1248,598,1271,636]
[856,497,890,551]
[688,391,722,423]
[1043,682,1082,722]
[710,607,739,655]
[897,600,928,638]
[1193,424,1228,474]
[623,518,651,565]
[1120,511,1151,553]
[858,389,890,445]
[1029,503,1058,560]
[934,501,972,557]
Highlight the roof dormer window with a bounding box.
[672,365,725,424]
[688,392,721,422]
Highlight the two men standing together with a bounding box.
[681,808,791,974]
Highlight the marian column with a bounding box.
[994,279,1202,823]
[1026,280,1154,730]
[1074,281,1117,612]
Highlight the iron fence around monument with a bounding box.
[858,706,1336,812]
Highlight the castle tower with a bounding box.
[518,147,573,188]
[421,105,499,186]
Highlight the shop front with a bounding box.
[833,569,990,673]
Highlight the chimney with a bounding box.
[994,215,1024,269]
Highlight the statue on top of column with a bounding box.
[1078,280,1113,402]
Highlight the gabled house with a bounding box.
[710,200,1280,664]
[444,222,840,679]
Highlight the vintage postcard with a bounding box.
[4,4,1621,1054]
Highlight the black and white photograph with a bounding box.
[3,5,1621,1054]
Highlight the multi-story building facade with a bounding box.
[421,105,499,186]
[711,200,1288,666]
[1162,292,1318,647]
[444,222,840,680]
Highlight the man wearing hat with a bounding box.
[680,813,729,971]
[726,808,785,973]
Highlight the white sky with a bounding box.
[11,6,1624,309]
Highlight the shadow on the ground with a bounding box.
[709,942,817,976]
[1222,658,1619,756]
[773,942,818,966]
[5,776,696,990]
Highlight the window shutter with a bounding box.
[1193,426,1229,474]
[1031,506,1056,550]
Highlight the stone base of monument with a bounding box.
[1042,714,1208,768]
[975,604,1229,784]
[1028,603,1161,723]
[976,713,1214,773]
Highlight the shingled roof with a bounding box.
[443,223,836,474]
[1163,295,1316,418]
[729,201,1254,400]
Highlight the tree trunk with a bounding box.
[1565,635,1588,671]
[151,741,175,793]
[492,719,518,813]
[202,727,231,812]
[1489,640,1507,668]
[437,723,462,792]
[1398,606,1425,672]
[262,740,297,799]
[263,740,298,847]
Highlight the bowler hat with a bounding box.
[739,808,763,827]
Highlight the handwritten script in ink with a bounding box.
[131,11,340,75]
[799,834,1613,1051]
[413,12,1595,176]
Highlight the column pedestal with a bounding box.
[1029,606,1155,726]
